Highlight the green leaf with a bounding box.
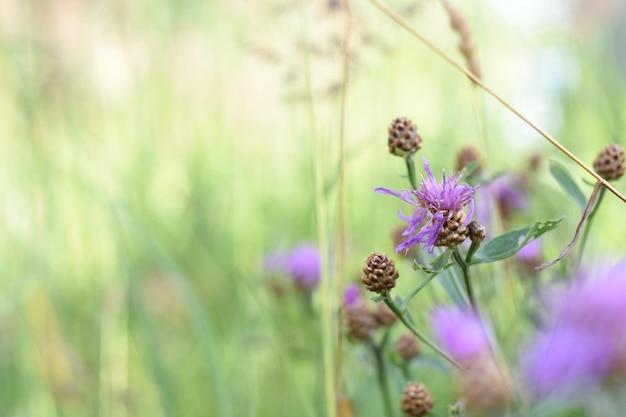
[549,160,587,211]
[470,218,563,264]
[413,249,453,274]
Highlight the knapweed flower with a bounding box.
[286,244,321,292]
[432,307,490,363]
[524,260,626,397]
[376,157,478,255]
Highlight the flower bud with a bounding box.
[361,253,399,294]
[388,117,422,157]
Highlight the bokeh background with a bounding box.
[2,0,626,416]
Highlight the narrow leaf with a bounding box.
[549,160,587,211]
[470,218,563,264]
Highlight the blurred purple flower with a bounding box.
[286,244,321,292]
[476,174,527,225]
[376,157,478,255]
[525,260,626,396]
[525,327,612,396]
[344,283,361,308]
[516,239,542,263]
[432,307,490,362]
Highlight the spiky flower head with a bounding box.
[361,252,399,294]
[388,117,422,157]
[286,244,320,293]
[401,382,434,417]
[376,157,479,255]
[593,143,625,181]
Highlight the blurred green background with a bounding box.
[2,0,626,416]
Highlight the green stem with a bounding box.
[405,155,419,190]
[452,247,475,309]
[383,294,462,369]
[465,241,480,264]
[368,338,395,417]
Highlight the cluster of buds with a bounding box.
[395,332,421,361]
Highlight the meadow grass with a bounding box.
[1,1,626,416]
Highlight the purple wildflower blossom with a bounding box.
[286,244,321,291]
[524,260,626,396]
[344,283,361,308]
[432,307,490,362]
[376,157,479,255]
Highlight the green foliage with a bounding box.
[470,218,564,264]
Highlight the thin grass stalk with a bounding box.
[297,2,337,416]
[335,0,352,406]
[367,0,626,204]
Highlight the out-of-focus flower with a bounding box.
[524,260,626,396]
[432,307,490,363]
[476,174,527,225]
[286,244,320,292]
[401,382,434,417]
[343,284,378,342]
[433,307,509,414]
[376,157,478,255]
[344,283,361,308]
[395,332,421,361]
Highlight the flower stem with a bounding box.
[452,247,475,309]
[405,155,419,190]
[383,294,462,369]
[368,336,395,417]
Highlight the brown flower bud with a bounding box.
[467,220,486,243]
[593,143,625,181]
[459,355,510,415]
[361,253,399,294]
[388,117,422,157]
[345,305,378,342]
[401,382,434,417]
[455,146,482,175]
[395,332,421,361]
[375,302,398,327]
[436,211,468,248]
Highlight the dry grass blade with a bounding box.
[367,0,626,204]
[536,182,603,271]
[439,0,481,78]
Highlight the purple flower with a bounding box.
[376,157,478,255]
[476,174,527,225]
[432,307,490,362]
[286,244,321,292]
[524,260,626,396]
[525,326,612,396]
[344,283,361,308]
